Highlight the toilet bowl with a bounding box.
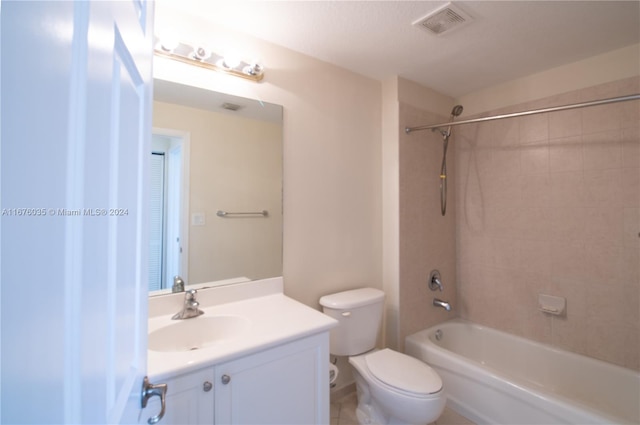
[349,349,445,425]
[319,288,446,425]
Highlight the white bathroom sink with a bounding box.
[148,315,251,352]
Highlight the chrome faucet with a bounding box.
[172,275,185,293]
[433,298,451,311]
[172,289,204,320]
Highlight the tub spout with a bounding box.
[433,298,451,311]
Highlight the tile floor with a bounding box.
[330,391,476,425]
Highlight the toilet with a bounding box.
[320,288,446,425]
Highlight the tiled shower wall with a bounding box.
[455,77,640,370]
[399,105,457,351]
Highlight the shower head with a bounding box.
[431,104,464,138]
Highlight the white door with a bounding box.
[165,143,183,282]
[1,1,155,424]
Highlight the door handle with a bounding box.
[141,376,168,424]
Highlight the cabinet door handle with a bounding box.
[203,381,213,392]
[221,374,231,385]
[141,376,168,424]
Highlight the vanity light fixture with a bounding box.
[154,37,264,82]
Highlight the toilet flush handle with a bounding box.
[341,311,351,317]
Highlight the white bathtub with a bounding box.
[405,319,640,425]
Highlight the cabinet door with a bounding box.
[215,333,329,425]
[141,369,215,425]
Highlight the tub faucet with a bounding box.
[429,270,443,291]
[172,289,204,320]
[433,298,451,311]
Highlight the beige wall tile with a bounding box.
[399,103,457,350]
[549,136,582,172]
[621,168,640,208]
[550,171,586,207]
[621,128,640,168]
[623,208,640,248]
[582,130,622,170]
[583,169,623,206]
[520,174,551,208]
[519,113,549,144]
[520,145,549,175]
[549,108,582,139]
[582,104,623,134]
[454,78,639,370]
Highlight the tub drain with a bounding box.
[435,329,443,341]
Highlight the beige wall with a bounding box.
[454,76,639,370]
[153,9,383,309]
[459,44,640,116]
[153,101,283,284]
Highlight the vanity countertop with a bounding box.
[147,279,337,380]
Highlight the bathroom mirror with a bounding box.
[150,79,283,295]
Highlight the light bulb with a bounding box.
[191,46,211,61]
[156,36,179,52]
[221,54,240,69]
[243,62,263,76]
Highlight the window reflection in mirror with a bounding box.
[150,79,283,295]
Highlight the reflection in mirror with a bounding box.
[150,130,187,291]
[150,79,283,295]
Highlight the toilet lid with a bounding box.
[364,349,442,395]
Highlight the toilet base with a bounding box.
[350,353,446,425]
[353,378,439,425]
[353,379,444,425]
[352,374,389,425]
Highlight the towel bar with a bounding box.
[216,210,268,217]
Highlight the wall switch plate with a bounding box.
[191,212,205,226]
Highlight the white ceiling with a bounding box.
[159,0,640,98]
[154,79,283,122]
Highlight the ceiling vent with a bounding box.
[413,2,473,36]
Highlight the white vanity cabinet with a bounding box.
[214,333,328,424]
[146,281,337,425]
[152,332,329,425]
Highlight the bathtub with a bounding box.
[405,319,640,425]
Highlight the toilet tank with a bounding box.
[319,288,385,356]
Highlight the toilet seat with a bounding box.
[364,349,442,396]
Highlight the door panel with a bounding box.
[1,1,154,423]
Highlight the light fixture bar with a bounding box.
[154,38,264,82]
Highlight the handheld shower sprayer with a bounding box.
[443,104,464,137]
[451,104,464,117]
[433,105,463,216]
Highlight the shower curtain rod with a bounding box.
[405,93,640,134]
